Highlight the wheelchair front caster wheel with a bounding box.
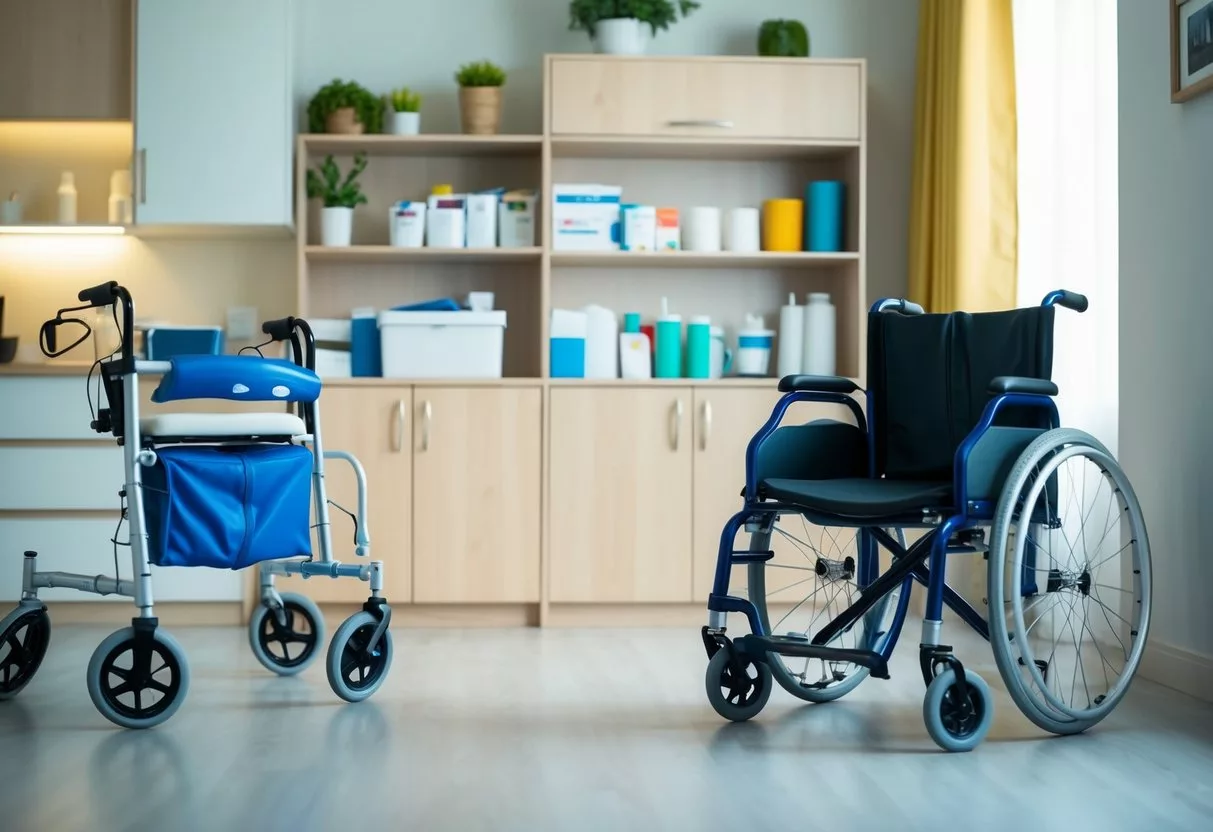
[0,605,51,701]
[248,592,325,676]
[923,668,993,752]
[705,646,772,723]
[86,627,190,729]
[326,611,393,703]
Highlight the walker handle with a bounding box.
[77,281,118,306]
[1041,290,1088,312]
[261,316,296,341]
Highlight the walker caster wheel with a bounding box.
[248,592,325,676]
[0,605,51,701]
[87,625,190,729]
[705,645,772,722]
[923,667,993,752]
[326,610,392,703]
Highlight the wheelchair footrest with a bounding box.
[737,633,891,680]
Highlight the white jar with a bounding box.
[802,292,836,376]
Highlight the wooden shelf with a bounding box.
[305,246,543,264]
[300,133,543,157]
[550,250,859,269]
[550,136,860,161]
[320,377,818,389]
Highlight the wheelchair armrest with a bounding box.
[988,376,1058,397]
[777,375,860,394]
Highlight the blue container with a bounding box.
[350,312,381,377]
[550,337,586,378]
[143,327,223,360]
[806,180,846,252]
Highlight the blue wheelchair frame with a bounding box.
[704,291,1082,685]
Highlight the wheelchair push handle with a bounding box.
[261,316,297,342]
[1042,290,1088,313]
[872,298,925,316]
[77,281,120,306]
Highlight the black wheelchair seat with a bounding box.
[761,477,953,519]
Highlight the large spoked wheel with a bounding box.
[86,627,190,729]
[248,592,325,676]
[988,428,1151,736]
[923,668,994,753]
[746,520,912,703]
[0,604,51,701]
[705,645,773,722]
[326,611,393,703]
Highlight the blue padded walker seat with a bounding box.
[758,306,1055,520]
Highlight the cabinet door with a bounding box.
[276,388,412,603]
[134,0,292,226]
[550,388,693,603]
[412,387,542,603]
[550,58,862,141]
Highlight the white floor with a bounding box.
[2,623,1212,832]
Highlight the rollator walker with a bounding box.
[702,291,1151,751]
[0,281,393,728]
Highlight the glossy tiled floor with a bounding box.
[2,623,1212,831]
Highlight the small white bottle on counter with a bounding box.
[777,292,804,378]
[802,292,837,376]
[58,172,77,224]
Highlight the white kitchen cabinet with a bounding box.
[134,0,293,228]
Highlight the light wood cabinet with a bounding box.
[549,57,862,141]
[412,387,542,603]
[549,387,693,603]
[277,387,412,604]
[0,0,131,120]
[133,0,292,227]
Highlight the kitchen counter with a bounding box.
[0,361,95,376]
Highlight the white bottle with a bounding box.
[58,172,77,224]
[108,169,132,224]
[802,292,837,376]
[777,292,804,378]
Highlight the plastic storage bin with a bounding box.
[142,326,223,360]
[378,310,507,378]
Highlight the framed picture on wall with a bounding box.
[1173,0,1213,102]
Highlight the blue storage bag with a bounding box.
[151,355,321,404]
[142,444,313,569]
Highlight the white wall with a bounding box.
[1118,0,1213,697]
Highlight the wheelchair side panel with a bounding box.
[753,420,867,484]
[963,426,1046,503]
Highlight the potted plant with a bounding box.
[307,79,383,135]
[758,19,810,57]
[568,0,700,55]
[385,87,422,135]
[455,61,506,135]
[306,153,368,247]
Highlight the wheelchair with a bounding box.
[701,290,1151,752]
[0,281,392,728]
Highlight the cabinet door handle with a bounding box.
[421,400,432,452]
[137,149,147,204]
[393,399,405,453]
[701,400,713,451]
[670,399,684,451]
[667,119,735,129]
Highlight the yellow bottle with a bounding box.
[762,199,804,252]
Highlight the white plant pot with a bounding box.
[595,18,647,55]
[389,110,420,135]
[320,207,354,247]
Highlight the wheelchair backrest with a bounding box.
[868,305,1055,481]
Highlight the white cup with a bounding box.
[724,207,761,252]
[735,328,775,376]
[684,206,722,252]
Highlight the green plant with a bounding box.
[455,60,507,88]
[386,87,422,113]
[568,0,700,38]
[306,79,383,134]
[758,19,810,57]
[305,153,369,209]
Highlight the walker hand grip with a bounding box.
[261,317,296,341]
[1042,290,1088,312]
[77,281,118,306]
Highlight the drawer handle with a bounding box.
[670,399,684,451]
[667,119,735,129]
[393,399,405,453]
[138,149,147,204]
[421,400,432,452]
[701,400,712,451]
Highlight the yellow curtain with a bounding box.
[908,0,1018,313]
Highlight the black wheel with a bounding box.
[248,592,325,676]
[0,605,51,701]
[326,611,393,703]
[705,646,773,722]
[86,627,190,729]
[923,668,994,752]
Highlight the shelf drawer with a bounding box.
[0,377,106,441]
[549,58,862,141]
[0,447,123,510]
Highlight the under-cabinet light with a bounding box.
[0,224,126,236]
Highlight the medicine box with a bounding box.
[656,207,681,250]
[378,310,507,379]
[499,190,537,248]
[552,184,621,251]
[621,205,657,251]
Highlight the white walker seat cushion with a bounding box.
[140,412,307,439]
